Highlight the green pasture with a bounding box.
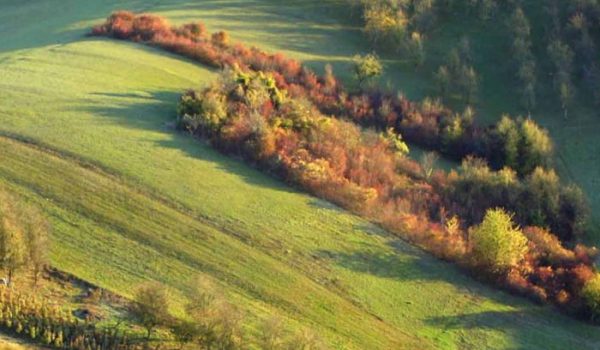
[0,0,599,348]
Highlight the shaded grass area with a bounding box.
[0,335,46,350]
[0,0,599,349]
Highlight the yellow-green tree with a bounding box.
[582,274,600,321]
[352,53,383,88]
[519,119,553,174]
[470,208,528,272]
[21,205,50,288]
[131,282,171,340]
[0,190,27,286]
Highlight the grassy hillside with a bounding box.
[1,0,600,349]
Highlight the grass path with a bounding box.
[0,1,599,348]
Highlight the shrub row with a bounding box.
[91,11,599,320]
[91,11,588,242]
[176,69,599,320]
[91,11,554,177]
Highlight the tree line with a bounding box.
[350,0,600,117]
[91,11,600,322]
[176,68,599,320]
[0,286,141,350]
[91,11,555,177]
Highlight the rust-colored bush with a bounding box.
[132,14,169,41]
[523,226,576,265]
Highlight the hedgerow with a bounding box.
[175,68,598,319]
[90,11,588,241]
[91,11,554,177]
[92,11,598,321]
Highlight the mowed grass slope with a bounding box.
[1,0,599,349]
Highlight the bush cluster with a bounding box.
[91,11,555,177]
[0,287,140,350]
[92,11,599,322]
[176,69,598,319]
[445,158,588,241]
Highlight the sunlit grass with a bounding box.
[0,1,599,348]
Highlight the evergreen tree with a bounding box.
[547,40,575,118]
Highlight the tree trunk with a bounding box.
[32,266,40,289]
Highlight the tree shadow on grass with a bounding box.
[75,89,300,194]
[151,0,366,56]
[0,0,157,53]
[157,137,302,195]
[317,242,600,348]
[425,310,600,350]
[2,0,364,63]
[315,243,468,284]
[318,236,600,349]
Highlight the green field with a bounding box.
[1,0,600,349]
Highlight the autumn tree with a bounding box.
[352,53,383,88]
[436,41,478,104]
[492,116,553,175]
[171,320,200,350]
[508,7,537,114]
[406,31,426,66]
[495,115,520,170]
[568,13,596,79]
[130,282,171,340]
[420,151,439,180]
[460,66,479,104]
[470,208,528,272]
[411,0,437,32]
[547,40,575,119]
[21,205,50,288]
[363,2,407,47]
[0,190,27,286]
[258,317,287,350]
[287,328,327,350]
[435,65,450,98]
[519,119,553,174]
[185,276,244,350]
[582,274,600,321]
